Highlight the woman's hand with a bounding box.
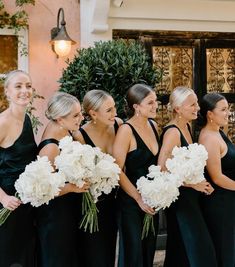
[68,180,91,194]
[136,195,156,215]
[186,180,214,195]
[0,194,22,210]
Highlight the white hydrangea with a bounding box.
[136,165,180,211]
[166,143,208,185]
[55,136,121,203]
[15,156,66,207]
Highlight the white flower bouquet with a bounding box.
[54,136,120,233]
[0,156,66,226]
[137,165,180,239]
[166,143,208,185]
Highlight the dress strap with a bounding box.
[38,138,59,153]
[149,119,160,143]
[79,128,95,147]
[124,122,146,149]
[114,119,119,134]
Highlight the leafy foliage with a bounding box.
[59,40,161,117]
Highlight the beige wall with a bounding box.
[3,0,80,141]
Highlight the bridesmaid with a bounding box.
[158,86,217,267]
[73,89,122,267]
[0,70,37,267]
[199,93,235,267]
[113,84,159,267]
[36,92,90,267]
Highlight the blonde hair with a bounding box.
[4,70,31,92]
[168,86,194,115]
[45,92,79,121]
[82,90,111,120]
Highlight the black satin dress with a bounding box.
[36,138,81,267]
[161,125,217,267]
[117,120,159,267]
[77,120,119,267]
[202,130,235,267]
[0,114,37,267]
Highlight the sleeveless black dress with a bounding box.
[77,120,119,267]
[36,138,81,267]
[117,120,159,267]
[161,125,217,267]
[0,114,37,267]
[202,130,235,267]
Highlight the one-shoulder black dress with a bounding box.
[117,120,159,267]
[77,120,119,267]
[161,125,217,267]
[36,138,81,267]
[0,114,37,267]
[202,130,235,267]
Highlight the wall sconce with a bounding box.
[50,8,76,57]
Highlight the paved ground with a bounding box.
[153,250,165,267]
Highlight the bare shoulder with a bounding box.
[115,117,123,126]
[0,111,11,139]
[199,129,220,145]
[72,129,85,144]
[163,126,181,139]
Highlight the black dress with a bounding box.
[117,120,159,267]
[202,130,235,267]
[161,125,217,267]
[36,138,81,267]
[0,114,37,267]
[77,120,119,267]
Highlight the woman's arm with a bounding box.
[113,124,155,215]
[199,134,235,191]
[157,127,181,170]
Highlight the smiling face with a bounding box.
[89,96,117,126]
[5,72,33,107]
[176,93,199,121]
[208,99,229,127]
[135,91,158,119]
[59,102,84,131]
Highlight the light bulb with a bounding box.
[54,40,71,57]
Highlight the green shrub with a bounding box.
[59,39,161,118]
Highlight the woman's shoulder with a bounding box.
[115,117,123,126]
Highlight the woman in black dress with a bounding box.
[73,89,122,267]
[0,70,37,267]
[199,93,235,267]
[113,84,159,267]
[36,92,90,267]
[158,86,217,267]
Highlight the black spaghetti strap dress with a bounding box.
[202,130,235,267]
[36,138,81,267]
[77,120,119,267]
[117,119,159,267]
[0,114,37,267]
[161,125,217,267]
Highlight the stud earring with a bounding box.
[210,119,213,123]
[93,120,96,124]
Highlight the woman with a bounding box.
[73,89,122,267]
[113,84,159,267]
[0,70,37,266]
[199,93,235,267]
[36,92,89,267]
[158,86,217,267]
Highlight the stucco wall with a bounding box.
[3,0,80,141]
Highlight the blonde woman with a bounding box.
[199,93,235,267]
[73,89,122,267]
[158,86,216,267]
[0,70,37,267]
[36,92,89,267]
